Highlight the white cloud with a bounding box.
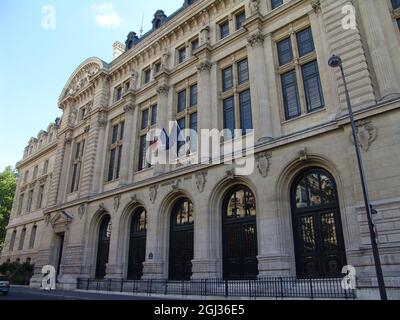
[92,3,122,28]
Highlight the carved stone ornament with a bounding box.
[161,49,170,70]
[197,60,212,74]
[257,152,272,178]
[124,103,136,113]
[114,195,121,212]
[226,168,235,179]
[350,120,378,152]
[248,0,260,16]
[98,110,108,127]
[311,0,321,13]
[199,26,210,45]
[78,203,88,219]
[171,180,181,192]
[99,203,105,211]
[157,84,169,96]
[64,64,100,98]
[195,171,207,193]
[131,194,138,204]
[149,185,158,204]
[64,131,73,145]
[45,213,51,226]
[247,31,265,47]
[298,147,309,162]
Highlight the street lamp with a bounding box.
[328,54,387,300]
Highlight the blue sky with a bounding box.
[0,0,182,171]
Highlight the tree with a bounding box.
[0,166,18,252]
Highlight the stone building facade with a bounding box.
[1,0,400,299]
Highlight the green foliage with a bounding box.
[0,261,34,285]
[0,166,18,252]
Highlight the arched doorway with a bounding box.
[222,186,258,280]
[95,215,112,279]
[127,208,147,280]
[169,198,194,281]
[291,168,347,278]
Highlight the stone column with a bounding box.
[247,30,274,142]
[105,211,124,279]
[191,173,218,279]
[197,59,213,163]
[56,132,73,205]
[153,82,170,175]
[119,103,137,185]
[357,0,400,100]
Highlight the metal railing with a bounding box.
[77,277,356,300]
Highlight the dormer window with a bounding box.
[152,10,167,30]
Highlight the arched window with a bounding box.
[222,186,258,280]
[95,215,112,279]
[169,198,194,281]
[127,208,147,280]
[291,168,347,278]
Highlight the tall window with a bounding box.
[144,68,151,84]
[70,139,85,192]
[177,46,186,64]
[17,194,24,216]
[220,20,230,39]
[235,11,246,30]
[23,171,29,184]
[26,189,33,213]
[221,58,252,136]
[43,159,49,175]
[19,228,26,251]
[175,83,198,157]
[271,0,283,10]
[33,165,38,180]
[138,102,158,171]
[191,38,199,55]
[276,26,324,120]
[9,230,17,252]
[37,185,45,209]
[108,121,124,181]
[392,0,400,9]
[115,86,123,102]
[29,225,37,249]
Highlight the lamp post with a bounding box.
[328,54,387,300]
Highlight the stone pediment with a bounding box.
[46,210,73,233]
[59,57,109,101]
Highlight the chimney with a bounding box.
[113,41,125,60]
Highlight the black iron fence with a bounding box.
[77,277,356,300]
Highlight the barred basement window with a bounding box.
[221,57,252,137]
[70,139,85,192]
[107,121,124,181]
[275,25,324,120]
[138,101,158,171]
[175,81,198,157]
